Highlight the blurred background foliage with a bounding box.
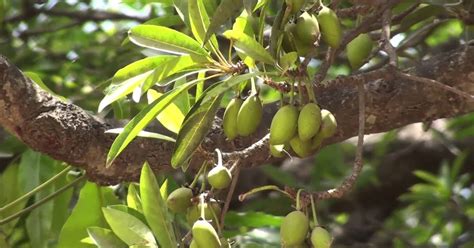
[0,0,473,247]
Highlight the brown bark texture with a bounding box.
[0,44,473,185]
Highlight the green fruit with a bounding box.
[223,98,243,140]
[270,144,288,158]
[311,132,325,150]
[280,211,309,246]
[270,105,298,145]
[192,220,221,248]
[298,103,322,141]
[317,5,341,48]
[237,94,263,136]
[166,187,193,214]
[190,239,199,248]
[347,33,374,69]
[286,0,306,15]
[187,201,222,226]
[290,136,313,158]
[295,12,320,46]
[310,227,332,248]
[320,109,337,138]
[207,166,232,189]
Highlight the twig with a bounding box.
[221,134,270,162]
[219,161,240,229]
[382,8,398,66]
[397,71,474,101]
[307,79,366,200]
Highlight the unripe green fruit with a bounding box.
[270,105,298,145]
[347,33,374,69]
[237,94,263,136]
[270,144,288,158]
[298,103,322,141]
[280,211,309,247]
[186,202,222,226]
[190,239,199,248]
[207,166,232,189]
[166,187,193,214]
[310,227,332,248]
[295,12,320,46]
[223,98,243,140]
[317,5,342,48]
[311,132,325,150]
[192,220,221,248]
[290,136,313,158]
[286,0,306,15]
[320,109,337,138]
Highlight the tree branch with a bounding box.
[0,44,474,185]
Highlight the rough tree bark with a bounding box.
[0,44,473,185]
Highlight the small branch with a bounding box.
[310,79,366,200]
[219,161,240,229]
[381,8,398,66]
[397,71,474,101]
[221,134,270,163]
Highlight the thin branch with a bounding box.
[309,79,366,200]
[382,8,398,66]
[397,71,474,101]
[219,161,240,229]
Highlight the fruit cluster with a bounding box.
[280,210,332,248]
[270,103,337,158]
[166,151,233,248]
[223,93,263,139]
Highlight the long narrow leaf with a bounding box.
[102,207,157,247]
[98,56,175,112]
[87,227,127,248]
[129,25,209,57]
[140,163,177,248]
[188,0,219,53]
[204,0,243,44]
[106,75,217,166]
[223,30,275,64]
[171,93,223,168]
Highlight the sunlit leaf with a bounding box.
[147,89,184,134]
[140,163,177,248]
[98,56,175,112]
[224,30,275,64]
[105,75,212,166]
[188,0,219,53]
[102,207,157,247]
[143,15,183,27]
[204,0,243,44]
[224,211,283,228]
[127,183,143,213]
[87,227,127,248]
[171,93,222,168]
[105,128,175,143]
[129,25,209,57]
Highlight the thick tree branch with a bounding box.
[0,44,474,185]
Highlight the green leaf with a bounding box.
[147,89,184,134]
[0,163,26,236]
[201,72,261,103]
[224,211,283,228]
[129,25,209,57]
[279,52,298,71]
[105,128,176,143]
[171,93,223,168]
[127,183,143,213]
[224,30,275,64]
[140,163,177,248]
[58,183,107,248]
[24,71,65,101]
[205,0,243,44]
[188,0,219,53]
[143,15,183,27]
[102,207,157,247]
[253,0,269,11]
[106,76,209,166]
[98,56,175,112]
[107,205,148,225]
[87,227,127,248]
